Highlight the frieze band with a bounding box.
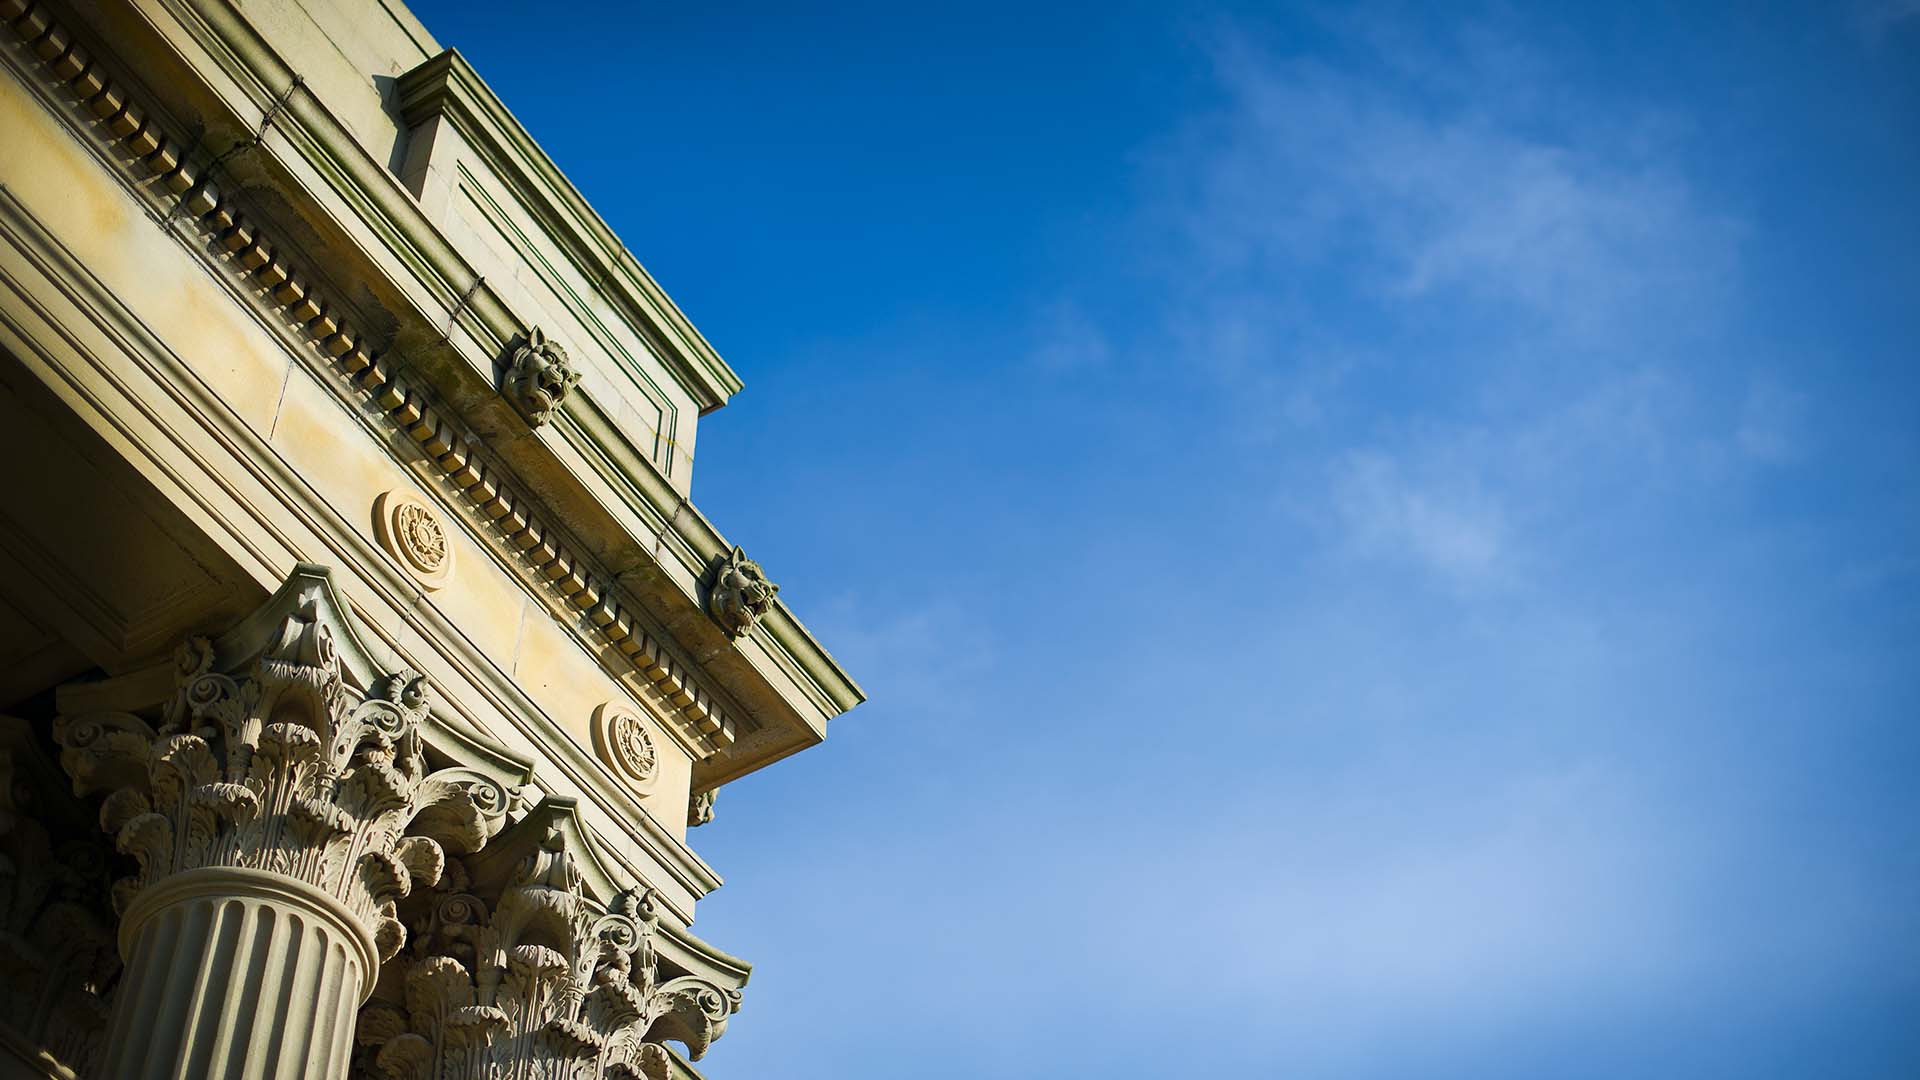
[0,0,745,767]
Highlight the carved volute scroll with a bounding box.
[502,326,582,427]
[352,809,741,1079]
[707,546,778,638]
[36,565,744,1078]
[52,583,501,968]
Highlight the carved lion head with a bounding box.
[503,326,581,426]
[708,546,779,637]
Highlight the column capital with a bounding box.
[53,567,507,972]
[354,802,742,1079]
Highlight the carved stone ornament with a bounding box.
[706,546,779,638]
[0,718,118,1077]
[591,704,659,792]
[352,813,741,1079]
[376,490,456,588]
[52,589,499,969]
[502,326,582,427]
[687,789,716,829]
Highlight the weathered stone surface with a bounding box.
[48,569,506,1077]
[55,601,492,963]
[351,808,739,1079]
[706,547,779,639]
[0,0,862,1074]
[500,326,582,427]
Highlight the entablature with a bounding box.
[393,47,742,480]
[1,0,861,802]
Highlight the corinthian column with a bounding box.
[350,803,743,1080]
[101,867,371,1077]
[53,568,494,1080]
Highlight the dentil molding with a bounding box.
[0,0,746,762]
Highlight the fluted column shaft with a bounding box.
[99,867,375,1080]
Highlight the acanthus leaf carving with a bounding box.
[353,819,740,1079]
[53,601,500,962]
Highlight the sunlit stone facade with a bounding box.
[0,1,862,1076]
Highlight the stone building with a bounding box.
[0,0,863,1076]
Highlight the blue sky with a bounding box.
[412,3,1919,1076]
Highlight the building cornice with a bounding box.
[2,0,862,790]
[393,47,743,413]
[0,179,721,920]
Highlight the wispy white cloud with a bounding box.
[1169,30,1740,347]
[1311,366,1693,581]
[1330,448,1508,581]
[1195,762,1696,1006]
[1130,22,1755,587]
